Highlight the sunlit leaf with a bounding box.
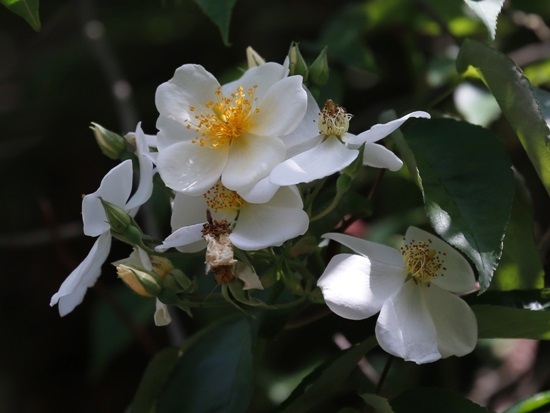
[277,337,377,413]
[463,0,505,40]
[503,391,550,413]
[156,316,254,413]
[457,39,550,197]
[403,118,515,292]
[391,387,494,413]
[191,0,237,45]
[1,0,40,31]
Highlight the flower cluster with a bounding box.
[50,47,478,364]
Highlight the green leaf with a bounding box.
[468,288,550,310]
[463,0,505,40]
[361,393,394,413]
[130,347,181,413]
[191,0,237,45]
[403,118,514,292]
[503,391,550,413]
[473,304,550,339]
[156,316,254,413]
[457,39,550,197]
[391,387,495,413]
[1,0,40,31]
[277,337,377,413]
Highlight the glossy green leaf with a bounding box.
[473,304,550,339]
[403,118,514,292]
[277,337,377,413]
[457,39,550,197]
[156,316,254,413]
[391,388,494,413]
[191,0,237,45]
[463,0,504,40]
[1,0,40,31]
[503,391,550,413]
[130,347,181,413]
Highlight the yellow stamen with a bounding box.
[318,99,352,138]
[400,238,447,284]
[203,181,246,213]
[187,85,259,150]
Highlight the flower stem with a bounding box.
[375,355,394,395]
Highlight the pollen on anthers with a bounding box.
[400,238,447,284]
[203,181,246,213]
[186,85,259,150]
[318,99,353,138]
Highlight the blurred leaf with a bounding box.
[130,347,180,413]
[156,316,254,413]
[468,288,550,310]
[391,387,494,413]
[492,172,544,290]
[403,118,515,292]
[503,391,550,413]
[90,286,155,378]
[191,0,237,45]
[463,0,505,40]
[361,393,394,413]
[1,0,40,31]
[473,304,550,339]
[453,82,501,127]
[457,39,550,197]
[277,337,377,413]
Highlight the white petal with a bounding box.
[362,143,403,171]
[230,203,309,250]
[154,299,172,326]
[156,223,206,253]
[347,111,431,145]
[82,160,133,237]
[282,90,321,156]
[126,123,155,212]
[237,176,280,204]
[322,232,404,267]
[50,232,112,316]
[222,62,287,101]
[404,227,476,294]
[318,253,407,320]
[421,285,478,358]
[263,185,303,209]
[171,192,209,229]
[157,141,227,194]
[376,281,441,364]
[248,76,307,137]
[222,134,285,191]
[155,64,220,124]
[235,262,264,290]
[270,138,358,186]
[156,116,198,151]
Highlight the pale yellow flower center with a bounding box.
[188,85,259,150]
[318,99,352,138]
[203,181,246,213]
[401,238,446,284]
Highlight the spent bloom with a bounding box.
[50,124,154,316]
[156,181,309,253]
[270,97,430,186]
[155,63,307,195]
[317,226,478,364]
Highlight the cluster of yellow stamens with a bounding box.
[203,181,246,213]
[187,85,259,150]
[318,99,353,138]
[400,238,447,284]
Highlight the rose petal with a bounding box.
[318,253,407,320]
[376,281,441,364]
[154,299,172,326]
[361,143,403,171]
[222,62,288,101]
[270,138,358,186]
[126,123,155,212]
[156,116,197,151]
[157,141,227,194]
[156,223,206,253]
[282,90,321,156]
[237,176,280,204]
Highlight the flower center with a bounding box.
[203,181,246,213]
[400,238,446,284]
[188,85,259,150]
[318,99,352,138]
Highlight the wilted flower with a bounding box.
[155,63,307,195]
[317,226,478,364]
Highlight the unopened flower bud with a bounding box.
[99,198,143,245]
[116,264,162,297]
[246,46,266,68]
[90,122,127,160]
[309,47,329,86]
[288,42,309,80]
